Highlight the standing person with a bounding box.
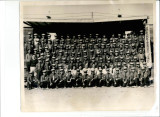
[135,62,141,86]
[142,63,151,86]
[27,72,33,90]
[99,70,106,87]
[129,67,138,86]
[97,69,103,87]
[113,68,121,87]
[25,49,32,72]
[40,70,48,88]
[30,54,37,75]
[35,57,43,81]
[33,33,39,47]
[82,70,89,88]
[58,69,65,88]
[121,66,129,87]
[75,69,83,87]
[49,69,57,88]
[105,68,113,87]
[88,70,97,87]
[66,70,73,88]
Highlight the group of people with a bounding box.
[24,31,152,90]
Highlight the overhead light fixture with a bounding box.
[46,16,51,19]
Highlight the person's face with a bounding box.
[73,66,75,70]
[79,66,82,70]
[68,72,71,75]
[137,64,140,68]
[42,35,45,38]
[32,55,35,59]
[28,50,31,54]
[116,70,119,74]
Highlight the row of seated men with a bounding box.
[27,55,151,88]
[26,61,151,90]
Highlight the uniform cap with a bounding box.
[52,64,56,66]
[28,32,31,35]
[51,69,55,71]
[124,66,127,69]
[42,33,45,36]
[131,67,135,70]
[43,70,46,73]
[136,62,140,65]
[34,33,38,36]
[45,59,49,62]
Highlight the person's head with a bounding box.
[95,34,99,38]
[68,70,71,75]
[85,63,88,68]
[60,69,64,75]
[27,49,31,54]
[99,69,102,74]
[106,68,110,73]
[41,33,45,38]
[38,57,41,62]
[84,71,87,75]
[34,33,38,38]
[43,70,46,75]
[136,62,140,68]
[131,67,135,72]
[139,49,143,54]
[143,62,147,69]
[48,39,51,44]
[51,69,55,73]
[34,48,37,53]
[124,67,127,72]
[91,70,95,75]
[77,69,80,74]
[118,34,121,38]
[116,68,119,74]
[78,35,81,39]
[32,54,36,60]
[79,65,82,70]
[73,65,76,70]
[47,34,51,39]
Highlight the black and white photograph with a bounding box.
[20,0,156,112]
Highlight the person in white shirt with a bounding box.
[71,65,77,76]
[33,33,39,47]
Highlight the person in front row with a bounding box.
[113,68,121,87]
[82,70,89,88]
[105,68,113,87]
[40,70,49,88]
[121,66,129,87]
[27,72,33,90]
